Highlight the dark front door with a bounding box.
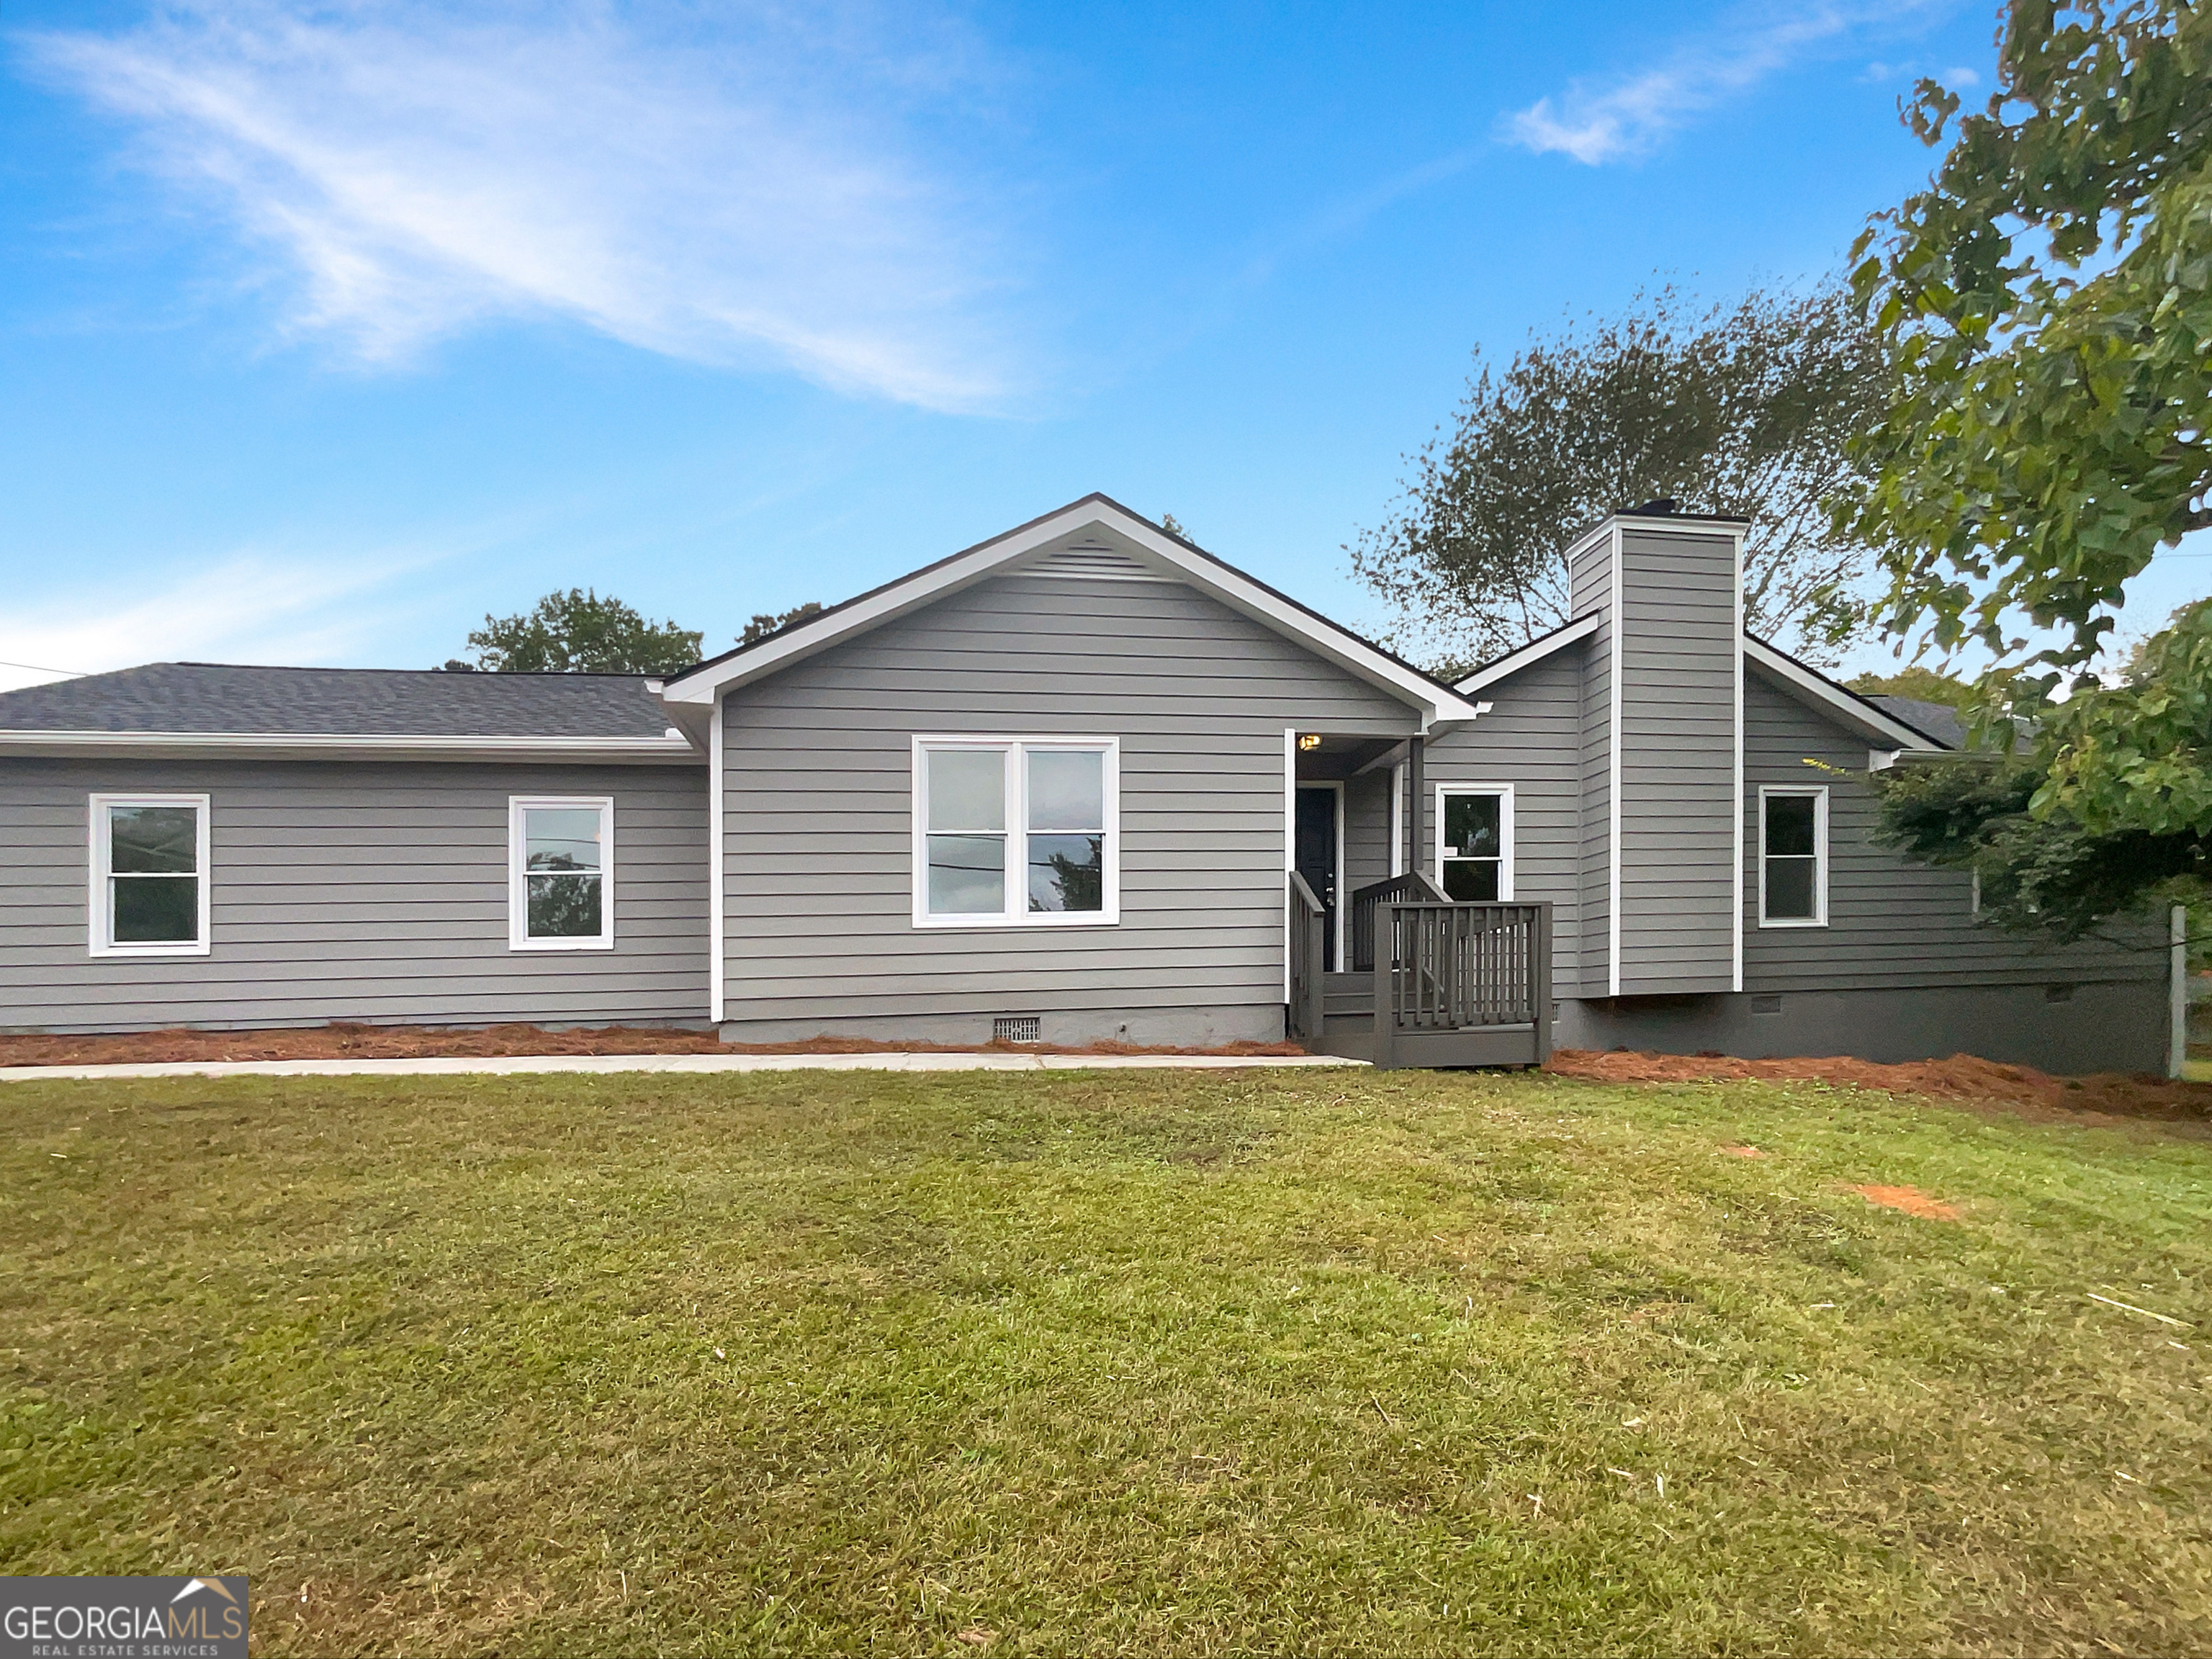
[1295,785,1339,972]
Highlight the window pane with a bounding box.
[928,750,1004,832]
[112,875,198,942]
[1766,856,1816,920]
[526,807,603,873]
[108,806,197,873]
[1442,793,1501,859]
[927,833,1005,913]
[1028,750,1103,832]
[1441,858,1500,902]
[528,872,603,937]
[1028,833,1103,912]
[1765,795,1817,858]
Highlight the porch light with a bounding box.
[1298,734,1321,751]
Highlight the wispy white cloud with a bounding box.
[19,1,1021,410]
[1504,2,1946,166]
[0,547,428,694]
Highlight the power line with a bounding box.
[0,656,88,678]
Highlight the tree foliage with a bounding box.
[1847,665,1981,707]
[1351,284,1889,670]
[1839,0,2212,707]
[742,602,823,645]
[467,590,703,675]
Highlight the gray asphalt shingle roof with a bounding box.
[1863,694,1966,750]
[0,663,673,737]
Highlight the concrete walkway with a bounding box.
[0,1051,1364,1083]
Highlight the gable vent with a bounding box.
[1017,544,1176,583]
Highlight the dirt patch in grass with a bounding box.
[1549,1047,2212,1130]
[1849,1183,1963,1221]
[0,1022,1308,1067]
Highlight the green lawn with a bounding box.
[3,1069,2208,1656]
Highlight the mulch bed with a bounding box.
[1546,1046,2212,1128]
[0,1022,1309,1068]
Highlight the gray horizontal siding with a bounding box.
[1617,528,1737,994]
[1420,644,1584,1001]
[1741,672,2159,989]
[0,759,709,1033]
[719,571,1419,1037]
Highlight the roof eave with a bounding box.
[0,731,704,764]
[660,494,1485,728]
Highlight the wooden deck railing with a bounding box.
[1372,901,1552,1068]
[1287,871,1326,1043]
[1348,871,1448,972]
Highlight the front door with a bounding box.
[1295,785,1339,972]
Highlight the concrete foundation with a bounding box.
[718,1001,1286,1051]
[1555,978,2167,1076]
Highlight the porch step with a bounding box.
[1321,971,1373,1019]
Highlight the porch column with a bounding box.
[1408,735,1426,879]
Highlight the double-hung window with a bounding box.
[1759,786,1827,926]
[1436,786,1513,901]
[89,793,210,956]
[510,796,615,948]
[914,738,1119,926]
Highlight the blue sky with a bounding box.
[2,0,2202,693]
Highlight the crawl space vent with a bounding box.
[993,1016,1042,1045]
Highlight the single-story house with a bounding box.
[0,495,2169,1071]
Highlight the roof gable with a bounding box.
[660,494,1488,729]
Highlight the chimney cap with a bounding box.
[1624,497,1678,516]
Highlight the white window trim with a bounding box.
[912,736,1120,929]
[1758,784,1827,928]
[1434,783,1514,901]
[88,792,212,958]
[509,795,616,950]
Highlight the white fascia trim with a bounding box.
[1,731,701,763]
[1740,639,1941,750]
[1607,523,1623,998]
[660,498,1488,728]
[1283,728,1296,1002]
[1454,613,1603,694]
[708,699,725,1021]
[1732,529,1745,994]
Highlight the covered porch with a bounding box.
[1287,731,1552,1069]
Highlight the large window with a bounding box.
[1436,786,1513,901]
[89,793,210,956]
[1759,786,1827,927]
[510,796,615,949]
[913,738,1118,926]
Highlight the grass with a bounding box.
[2,1069,2208,1656]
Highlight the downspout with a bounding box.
[709,697,725,1025]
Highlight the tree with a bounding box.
[742,602,823,646]
[467,590,703,674]
[1847,665,1979,707]
[1842,1,2212,940]
[1159,512,1190,540]
[1350,284,1889,670]
[1839,0,2212,706]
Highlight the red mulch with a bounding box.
[1546,1046,2212,1129]
[0,1022,1308,1068]
[1850,1183,1963,1221]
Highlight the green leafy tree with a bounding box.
[467,590,703,674]
[1847,665,1979,707]
[1352,284,1889,670]
[742,602,823,646]
[1840,0,2212,704]
[1843,1,2212,939]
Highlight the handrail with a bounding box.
[1348,871,1447,971]
[1285,871,1326,1043]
